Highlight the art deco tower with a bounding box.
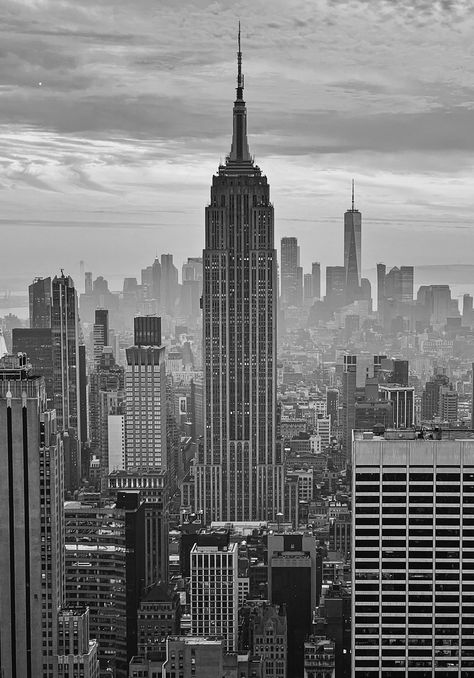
[195,28,284,522]
[344,180,362,304]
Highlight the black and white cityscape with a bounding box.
[3,2,474,677]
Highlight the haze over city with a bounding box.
[2,0,474,286]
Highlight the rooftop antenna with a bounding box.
[351,179,355,211]
[237,21,244,99]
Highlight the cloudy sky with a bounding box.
[2,0,474,291]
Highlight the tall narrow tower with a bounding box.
[195,28,284,522]
[344,180,362,304]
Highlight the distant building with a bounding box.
[29,276,52,328]
[125,317,167,469]
[325,266,345,312]
[312,262,321,300]
[344,183,361,304]
[281,237,299,307]
[137,584,181,660]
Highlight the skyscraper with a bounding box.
[51,272,81,434]
[92,308,109,366]
[194,29,284,522]
[124,316,167,469]
[280,236,299,307]
[342,355,357,455]
[311,261,321,300]
[325,265,346,312]
[344,181,361,304]
[29,276,52,328]
[352,430,474,676]
[0,355,63,677]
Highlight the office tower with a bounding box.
[344,181,361,304]
[51,272,81,434]
[93,308,109,366]
[421,372,450,421]
[399,265,414,301]
[439,385,459,423]
[161,253,179,315]
[181,258,203,320]
[85,271,93,294]
[392,359,409,386]
[325,265,346,311]
[89,347,124,476]
[312,261,321,300]
[137,584,181,660]
[352,430,474,676]
[162,637,233,677]
[268,534,319,677]
[326,388,339,428]
[281,237,299,307]
[29,275,52,328]
[0,355,63,677]
[472,362,474,430]
[463,293,473,326]
[109,469,169,588]
[195,32,284,523]
[376,263,386,317]
[296,264,303,306]
[78,343,88,445]
[379,385,415,428]
[303,272,313,301]
[57,608,99,677]
[125,316,167,469]
[65,492,146,676]
[316,414,331,446]
[342,355,357,454]
[190,542,239,651]
[12,326,54,400]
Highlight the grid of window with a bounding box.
[352,440,474,677]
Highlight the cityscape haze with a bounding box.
[2,3,474,678]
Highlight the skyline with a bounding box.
[3,0,474,284]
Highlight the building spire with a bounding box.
[237,21,244,100]
[228,22,251,165]
[352,179,355,211]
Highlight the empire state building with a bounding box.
[195,30,285,522]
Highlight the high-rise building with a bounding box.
[463,293,473,326]
[194,32,284,522]
[379,385,415,428]
[421,372,450,421]
[281,237,299,307]
[51,272,81,434]
[65,493,146,677]
[190,542,239,651]
[248,602,287,678]
[326,389,339,428]
[0,355,63,677]
[344,182,361,304]
[376,263,386,318]
[439,385,459,423]
[342,355,357,454]
[325,266,346,312]
[312,261,321,300]
[303,272,313,302]
[29,276,52,328]
[125,317,167,469]
[161,253,179,315]
[57,608,99,678]
[268,533,319,677]
[137,584,181,660]
[12,326,54,401]
[352,430,474,676]
[92,308,109,366]
[108,469,169,588]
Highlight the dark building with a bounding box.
[65,493,146,677]
[194,31,284,522]
[326,389,338,429]
[268,533,319,677]
[325,266,346,312]
[29,276,52,328]
[12,327,53,402]
[344,182,361,304]
[93,308,109,366]
[421,372,450,421]
[392,359,409,386]
[342,355,357,454]
[312,583,351,678]
[354,399,393,431]
[312,261,321,300]
[134,315,161,347]
[137,584,181,660]
[281,237,299,308]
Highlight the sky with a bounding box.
[2,0,474,292]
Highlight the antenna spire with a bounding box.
[352,179,355,211]
[236,21,244,100]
